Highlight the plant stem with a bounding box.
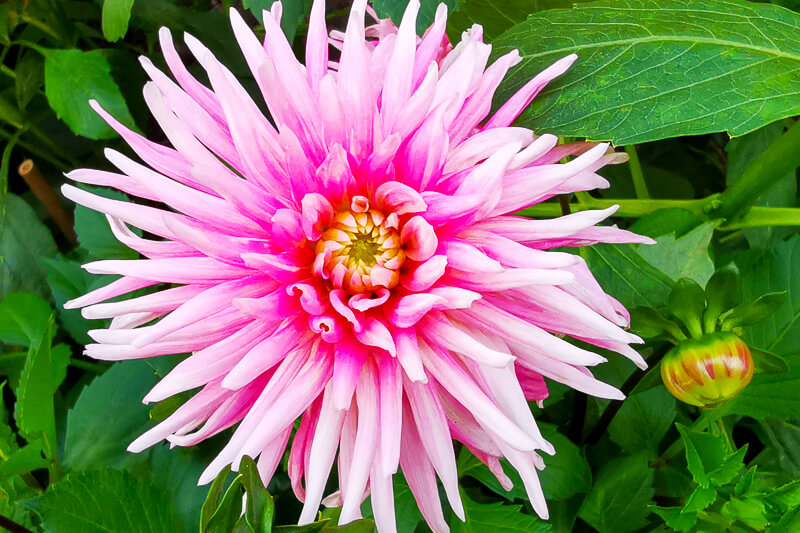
[625,145,650,199]
[712,118,800,220]
[69,357,108,374]
[586,345,671,445]
[518,197,713,219]
[721,206,800,229]
[0,514,36,533]
[0,128,71,171]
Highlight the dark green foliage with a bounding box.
[2,1,800,532]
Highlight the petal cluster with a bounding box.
[63,1,651,531]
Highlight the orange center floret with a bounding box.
[315,208,405,294]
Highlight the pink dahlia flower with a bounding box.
[62,1,651,530]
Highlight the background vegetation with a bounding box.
[2,0,800,531]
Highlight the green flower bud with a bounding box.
[661,332,753,407]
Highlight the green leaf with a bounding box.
[458,423,590,503]
[708,446,747,487]
[752,348,790,374]
[373,0,459,34]
[33,468,182,532]
[447,0,578,42]
[63,360,159,470]
[44,49,136,139]
[629,307,684,341]
[14,50,44,110]
[0,292,52,346]
[0,5,10,45]
[637,223,715,287]
[201,467,233,533]
[578,453,654,533]
[494,0,800,144]
[102,0,134,42]
[240,456,274,533]
[722,497,769,530]
[204,474,245,533]
[149,444,214,533]
[669,278,706,338]
[682,485,717,513]
[74,186,140,260]
[42,256,110,344]
[451,491,551,533]
[652,506,697,532]
[0,440,48,478]
[14,316,58,458]
[0,194,58,300]
[722,364,800,419]
[726,121,797,248]
[677,424,728,487]
[608,387,676,456]
[583,243,674,309]
[722,292,788,330]
[736,235,800,358]
[704,266,743,333]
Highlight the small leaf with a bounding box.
[0,440,48,478]
[102,0,135,42]
[735,466,757,496]
[204,475,245,533]
[201,467,232,533]
[677,424,729,487]
[14,316,58,458]
[722,497,769,530]
[652,506,697,532]
[14,50,44,110]
[669,278,706,338]
[44,49,136,139]
[682,485,717,513]
[240,456,274,533]
[629,307,685,341]
[703,266,743,333]
[722,291,788,330]
[751,348,789,374]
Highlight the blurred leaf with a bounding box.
[608,387,676,456]
[704,266,743,332]
[244,0,306,42]
[629,208,702,240]
[0,5,10,45]
[63,360,158,470]
[752,348,790,374]
[15,50,44,111]
[44,49,136,139]
[373,0,459,34]
[583,243,674,309]
[722,292,788,330]
[668,278,706,338]
[32,468,182,532]
[494,0,800,144]
[0,291,52,346]
[756,419,800,478]
[42,256,110,344]
[722,363,800,419]
[102,0,135,42]
[0,194,58,300]
[74,186,139,259]
[0,91,24,129]
[578,453,654,533]
[451,491,551,533]
[727,121,797,248]
[0,381,18,457]
[23,0,76,46]
[638,223,715,287]
[13,316,59,458]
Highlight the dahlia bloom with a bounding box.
[62,1,650,530]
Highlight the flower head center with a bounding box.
[314,208,405,294]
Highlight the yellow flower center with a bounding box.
[315,208,405,294]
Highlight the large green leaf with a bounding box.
[63,360,159,470]
[493,0,800,144]
[0,292,52,347]
[0,194,58,300]
[373,0,459,33]
[32,468,182,533]
[578,453,654,533]
[637,224,715,287]
[447,0,578,42]
[583,243,674,309]
[44,49,136,139]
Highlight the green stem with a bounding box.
[625,145,650,199]
[721,206,800,229]
[518,197,713,219]
[713,118,800,220]
[0,128,71,171]
[69,357,108,374]
[19,16,61,42]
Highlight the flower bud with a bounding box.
[661,332,754,407]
